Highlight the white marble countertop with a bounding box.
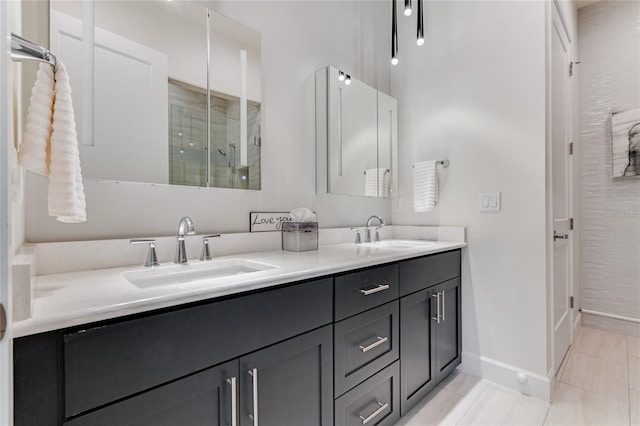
[13,239,466,338]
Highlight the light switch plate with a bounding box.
[479,192,501,211]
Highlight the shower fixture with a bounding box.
[217,147,232,167]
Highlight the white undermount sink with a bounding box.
[123,259,277,289]
[366,240,437,250]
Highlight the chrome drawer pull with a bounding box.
[359,401,389,424]
[431,292,441,324]
[358,336,388,353]
[360,284,390,296]
[226,377,237,426]
[248,368,259,425]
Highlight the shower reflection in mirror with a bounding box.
[168,80,260,189]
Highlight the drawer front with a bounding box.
[399,250,461,297]
[335,361,400,426]
[64,278,333,417]
[335,264,399,321]
[334,301,399,396]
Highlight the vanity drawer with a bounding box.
[399,250,461,297]
[334,301,399,396]
[335,361,400,426]
[335,264,398,321]
[63,278,332,417]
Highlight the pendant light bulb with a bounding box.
[344,75,352,85]
[416,0,424,46]
[338,71,345,81]
[391,0,399,66]
[404,0,412,16]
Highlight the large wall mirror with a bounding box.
[316,66,398,198]
[49,0,261,190]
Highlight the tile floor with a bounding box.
[396,326,640,425]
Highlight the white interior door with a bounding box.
[551,3,573,374]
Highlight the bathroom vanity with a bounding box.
[13,243,462,426]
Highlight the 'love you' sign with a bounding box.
[249,212,293,232]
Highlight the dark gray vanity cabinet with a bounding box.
[399,288,437,415]
[433,278,462,382]
[239,325,333,426]
[399,251,462,416]
[14,248,463,426]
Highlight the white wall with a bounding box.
[25,0,392,242]
[578,1,640,329]
[391,0,550,381]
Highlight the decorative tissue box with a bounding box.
[282,222,319,252]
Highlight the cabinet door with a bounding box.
[399,289,436,416]
[239,325,333,426]
[64,359,238,426]
[434,277,462,382]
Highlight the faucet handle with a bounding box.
[374,226,382,243]
[200,235,221,262]
[130,239,159,268]
[350,227,362,244]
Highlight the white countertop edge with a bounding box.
[13,240,466,338]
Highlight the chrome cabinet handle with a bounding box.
[360,284,390,296]
[248,368,258,425]
[226,377,237,426]
[359,402,389,425]
[442,290,446,322]
[431,292,441,324]
[358,336,388,353]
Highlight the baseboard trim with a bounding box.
[573,312,582,339]
[581,312,640,337]
[459,351,552,402]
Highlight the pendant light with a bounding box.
[391,0,399,65]
[416,0,424,46]
[404,0,412,16]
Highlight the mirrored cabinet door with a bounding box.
[48,0,261,190]
[316,66,398,198]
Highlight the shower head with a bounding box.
[217,148,231,167]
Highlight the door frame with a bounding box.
[546,0,576,383]
[0,1,13,424]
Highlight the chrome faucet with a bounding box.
[364,215,386,243]
[175,216,196,264]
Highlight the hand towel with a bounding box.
[18,61,87,223]
[413,160,438,212]
[18,62,54,176]
[364,168,390,197]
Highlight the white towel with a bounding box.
[18,62,86,223]
[364,168,390,197]
[18,63,54,176]
[413,160,438,212]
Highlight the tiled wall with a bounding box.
[168,81,261,189]
[578,1,640,323]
